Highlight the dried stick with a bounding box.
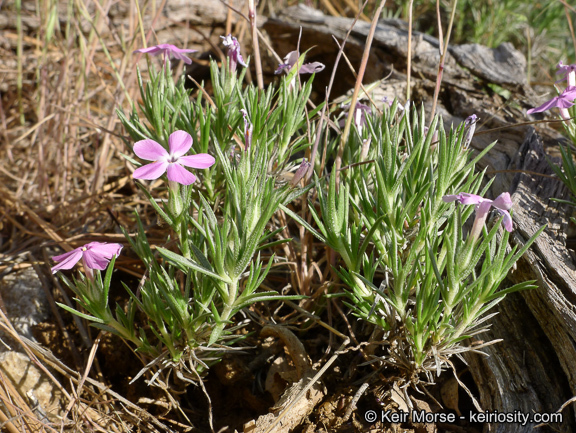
[406,0,414,101]
[306,0,371,182]
[334,0,387,188]
[248,0,264,89]
[429,0,459,125]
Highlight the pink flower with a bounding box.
[51,242,123,274]
[557,61,576,87]
[133,44,197,65]
[221,35,247,71]
[132,131,215,185]
[443,192,513,238]
[274,51,325,75]
[527,86,576,118]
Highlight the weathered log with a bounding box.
[263,5,576,432]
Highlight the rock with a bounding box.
[449,42,528,88]
[0,351,65,421]
[0,267,49,343]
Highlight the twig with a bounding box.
[406,0,414,101]
[343,382,370,421]
[429,0,458,125]
[306,0,371,183]
[248,0,263,89]
[334,0,387,188]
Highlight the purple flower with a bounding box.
[132,131,215,186]
[463,114,478,149]
[527,86,576,120]
[133,44,197,65]
[557,61,576,87]
[52,242,123,274]
[221,35,247,72]
[274,51,325,75]
[340,102,372,133]
[443,192,513,239]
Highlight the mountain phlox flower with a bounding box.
[443,192,513,240]
[52,242,123,278]
[133,44,197,65]
[274,51,325,75]
[340,102,372,134]
[527,86,576,121]
[132,131,215,185]
[557,61,576,87]
[221,35,247,71]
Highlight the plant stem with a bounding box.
[210,279,238,345]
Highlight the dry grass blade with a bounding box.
[0,316,174,432]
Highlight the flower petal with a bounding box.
[155,44,176,51]
[86,242,123,259]
[51,249,83,273]
[492,192,512,211]
[172,47,197,54]
[497,209,513,232]
[166,163,197,185]
[275,63,291,75]
[562,85,576,100]
[133,161,169,180]
[134,139,168,161]
[133,46,162,55]
[168,131,193,158]
[179,154,216,169]
[475,199,494,220]
[172,52,193,65]
[527,96,574,114]
[298,62,325,74]
[221,35,234,47]
[442,192,487,205]
[458,193,486,205]
[284,51,299,67]
[442,194,460,203]
[82,250,111,270]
